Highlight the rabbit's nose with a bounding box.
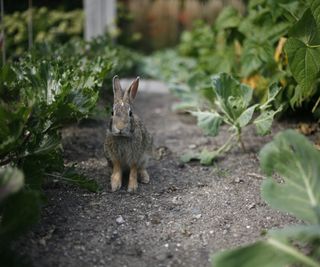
[115,121,125,130]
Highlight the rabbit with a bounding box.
[104,75,153,192]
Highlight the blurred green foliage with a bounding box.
[3,7,84,59]
[144,0,320,116]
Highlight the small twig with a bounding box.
[312,96,320,113]
[247,172,266,180]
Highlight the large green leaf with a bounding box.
[285,7,320,106]
[307,0,320,27]
[214,6,241,30]
[285,38,320,105]
[212,226,320,267]
[0,167,24,202]
[288,9,320,45]
[191,111,223,136]
[260,130,320,224]
[212,240,295,267]
[269,224,320,242]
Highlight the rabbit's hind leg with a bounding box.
[111,160,122,192]
[128,164,138,193]
[138,168,150,184]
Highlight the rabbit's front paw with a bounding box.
[139,169,150,184]
[111,172,122,192]
[128,166,138,193]
[128,180,138,192]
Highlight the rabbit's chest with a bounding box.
[112,138,141,161]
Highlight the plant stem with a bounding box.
[216,132,237,155]
[236,127,246,152]
[267,238,320,267]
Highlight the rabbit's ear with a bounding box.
[113,75,123,100]
[124,77,139,102]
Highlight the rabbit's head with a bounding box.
[109,75,139,137]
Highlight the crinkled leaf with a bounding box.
[180,152,200,163]
[254,106,282,136]
[0,103,32,156]
[260,83,282,110]
[27,134,60,156]
[0,167,24,202]
[254,84,282,135]
[236,104,258,128]
[181,149,218,165]
[199,149,218,165]
[260,130,320,224]
[212,73,253,122]
[191,111,222,136]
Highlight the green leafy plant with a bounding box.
[0,34,143,264]
[145,0,320,116]
[285,2,320,109]
[212,130,320,267]
[181,73,282,165]
[3,7,84,59]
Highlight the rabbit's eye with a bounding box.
[129,110,133,116]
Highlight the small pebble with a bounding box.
[234,177,243,183]
[116,215,125,225]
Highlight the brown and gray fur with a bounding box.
[104,76,153,192]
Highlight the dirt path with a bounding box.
[17,80,297,267]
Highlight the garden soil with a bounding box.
[16,80,299,267]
